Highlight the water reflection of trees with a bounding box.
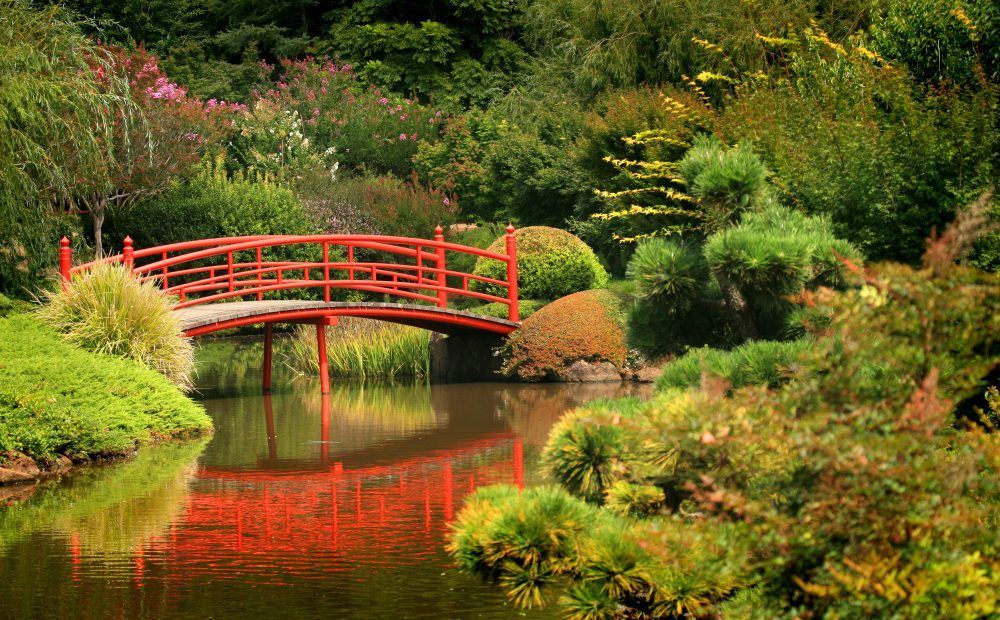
[201,382,443,467]
[0,439,208,556]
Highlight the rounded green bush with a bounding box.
[470,299,546,320]
[472,227,609,300]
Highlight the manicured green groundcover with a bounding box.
[0,314,211,464]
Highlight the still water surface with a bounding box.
[0,338,648,619]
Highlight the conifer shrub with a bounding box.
[39,263,195,390]
[0,314,210,462]
[678,135,769,231]
[627,205,859,354]
[501,290,627,381]
[655,338,812,391]
[451,212,1000,617]
[472,227,609,301]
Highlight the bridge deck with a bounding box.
[175,300,518,336]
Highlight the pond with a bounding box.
[0,337,650,618]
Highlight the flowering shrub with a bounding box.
[256,58,445,176]
[228,99,334,181]
[72,46,242,255]
[501,290,628,381]
[303,174,457,237]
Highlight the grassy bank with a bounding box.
[0,314,212,466]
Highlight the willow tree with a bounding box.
[0,1,132,293]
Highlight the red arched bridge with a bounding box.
[58,226,520,393]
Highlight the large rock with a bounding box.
[0,452,40,485]
[555,360,624,382]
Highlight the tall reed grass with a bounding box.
[284,317,431,381]
[38,263,195,390]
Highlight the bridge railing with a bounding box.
[61,226,520,321]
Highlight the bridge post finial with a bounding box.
[122,236,134,270]
[59,237,72,288]
[505,224,518,322]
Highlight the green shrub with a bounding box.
[656,339,812,391]
[283,317,430,381]
[626,205,858,354]
[473,227,608,300]
[717,31,998,263]
[470,299,545,321]
[106,161,317,249]
[451,222,1000,617]
[678,135,769,230]
[38,263,195,390]
[415,109,586,226]
[869,0,998,87]
[303,173,458,238]
[501,290,627,381]
[0,314,210,462]
[0,293,32,317]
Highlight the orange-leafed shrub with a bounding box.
[502,289,628,381]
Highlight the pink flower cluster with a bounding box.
[146,76,186,101]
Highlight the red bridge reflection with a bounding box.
[121,391,525,582]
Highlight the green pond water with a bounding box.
[0,337,649,619]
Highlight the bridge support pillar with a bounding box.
[429,332,507,383]
[262,324,273,392]
[316,323,330,395]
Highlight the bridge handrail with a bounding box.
[59,227,521,321]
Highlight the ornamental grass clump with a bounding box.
[39,263,195,390]
[285,317,430,381]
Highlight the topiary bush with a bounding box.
[501,289,627,381]
[472,226,608,301]
[470,299,545,321]
[627,205,859,355]
[38,263,195,390]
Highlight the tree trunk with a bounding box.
[91,202,105,258]
[716,275,759,341]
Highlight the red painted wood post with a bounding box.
[434,225,447,308]
[262,323,274,392]
[513,437,524,490]
[122,236,134,270]
[320,393,331,463]
[316,323,330,395]
[505,224,519,321]
[322,242,330,302]
[58,237,72,289]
